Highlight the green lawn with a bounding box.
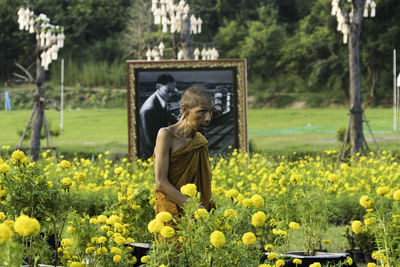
[1,108,399,155]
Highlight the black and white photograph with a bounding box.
[126,60,248,159]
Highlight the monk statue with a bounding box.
[153,86,216,217]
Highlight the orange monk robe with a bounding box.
[155,132,214,217]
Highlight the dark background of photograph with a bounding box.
[136,70,236,156]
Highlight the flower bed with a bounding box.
[0,149,398,266]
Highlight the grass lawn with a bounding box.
[1,108,400,156]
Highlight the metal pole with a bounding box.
[394,49,397,131]
[60,58,64,133]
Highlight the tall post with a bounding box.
[394,49,397,131]
[60,58,64,133]
[348,2,364,157]
[30,46,46,161]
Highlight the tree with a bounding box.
[331,0,376,157]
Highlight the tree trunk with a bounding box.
[30,56,45,161]
[180,16,194,59]
[348,2,365,157]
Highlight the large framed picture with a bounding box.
[126,59,247,160]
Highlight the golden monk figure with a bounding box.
[153,86,215,217]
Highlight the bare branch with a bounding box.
[13,72,30,81]
[14,62,34,81]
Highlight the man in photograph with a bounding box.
[139,74,178,159]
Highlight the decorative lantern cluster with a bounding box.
[18,7,65,71]
[331,0,376,44]
[193,47,219,60]
[151,0,202,34]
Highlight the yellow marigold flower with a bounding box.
[376,186,389,196]
[114,236,126,245]
[242,232,256,246]
[101,247,108,254]
[310,263,321,267]
[67,226,76,233]
[69,262,84,267]
[0,223,13,242]
[127,237,135,243]
[210,230,225,248]
[251,194,264,208]
[0,188,8,199]
[85,247,95,254]
[275,259,285,267]
[351,220,363,234]
[293,258,302,264]
[322,239,330,244]
[156,211,173,223]
[359,195,373,208]
[367,263,377,267]
[111,247,121,255]
[4,220,13,228]
[275,165,284,175]
[242,198,253,207]
[364,217,377,227]
[97,236,107,244]
[264,244,274,251]
[259,264,271,267]
[224,209,237,220]
[113,255,122,263]
[61,239,73,247]
[194,208,208,219]
[106,215,120,225]
[225,188,239,199]
[340,163,350,171]
[114,167,123,175]
[160,226,175,238]
[97,215,107,223]
[89,218,99,225]
[267,252,279,260]
[14,215,40,237]
[61,177,72,187]
[74,172,86,183]
[0,163,11,174]
[147,219,164,233]
[12,150,26,165]
[59,160,71,169]
[0,212,6,221]
[180,183,197,197]
[371,251,382,260]
[393,190,400,201]
[289,222,300,230]
[252,211,267,227]
[347,257,353,265]
[327,173,339,183]
[141,255,150,263]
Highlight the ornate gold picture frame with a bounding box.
[126,59,248,160]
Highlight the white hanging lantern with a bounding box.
[331,0,338,16]
[194,48,200,60]
[201,48,207,60]
[162,16,169,33]
[146,49,152,61]
[179,0,185,7]
[45,30,52,47]
[212,48,219,60]
[151,48,160,61]
[196,17,202,34]
[40,31,46,47]
[29,18,35,33]
[177,49,184,60]
[183,4,190,15]
[363,6,369,17]
[51,45,59,60]
[151,0,158,12]
[154,8,161,24]
[158,42,165,57]
[190,15,197,34]
[170,16,177,33]
[370,1,376,17]
[343,25,350,44]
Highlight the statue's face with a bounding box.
[157,82,176,102]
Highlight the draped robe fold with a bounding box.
[155,132,213,217]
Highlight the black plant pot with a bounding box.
[261,251,357,267]
[127,242,151,267]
